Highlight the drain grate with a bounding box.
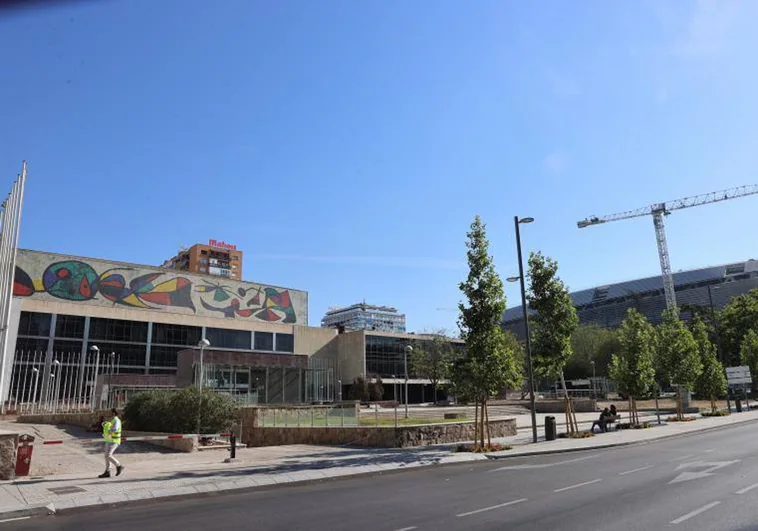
[47,486,86,495]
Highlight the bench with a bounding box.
[591,414,621,433]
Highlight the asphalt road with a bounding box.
[6,420,758,531]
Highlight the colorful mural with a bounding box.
[12,251,304,324]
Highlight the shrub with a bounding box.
[701,410,730,417]
[123,388,239,434]
[455,443,511,453]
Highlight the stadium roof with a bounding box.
[503,259,758,322]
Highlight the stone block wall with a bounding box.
[239,402,361,428]
[243,418,517,448]
[0,432,19,480]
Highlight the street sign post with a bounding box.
[726,366,752,411]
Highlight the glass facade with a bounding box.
[14,312,299,376]
[365,335,416,378]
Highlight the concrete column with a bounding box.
[145,322,153,375]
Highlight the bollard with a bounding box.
[230,432,236,460]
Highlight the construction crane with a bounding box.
[577,184,758,310]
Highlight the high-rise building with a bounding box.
[162,240,243,280]
[321,303,406,333]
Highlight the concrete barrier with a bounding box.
[243,418,517,448]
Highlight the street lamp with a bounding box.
[89,345,100,410]
[392,375,397,403]
[197,338,211,436]
[108,352,116,409]
[338,379,342,402]
[508,214,538,443]
[197,339,211,392]
[52,360,61,412]
[404,345,412,419]
[590,360,596,399]
[30,368,39,414]
[708,283,731,413]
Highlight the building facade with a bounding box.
[5,249,459,408]
[162,240,243,280]
[503,259,758,341]
[321,303,406,333]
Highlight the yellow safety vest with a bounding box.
[102,421,113,443]
[110,417,122,444]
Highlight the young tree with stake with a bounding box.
[656,309,702,420]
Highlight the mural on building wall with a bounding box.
[12,253,302,324]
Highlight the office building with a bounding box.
[162,240,243,280]
[322,303,406,333]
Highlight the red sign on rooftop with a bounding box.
[208,239,237,251]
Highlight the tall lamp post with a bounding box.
[197,338,211,435]
[707,284,731,413]
[108,352,116,409]
[590,360,596,399]
[404,345,412,419]
[507,214,538,444]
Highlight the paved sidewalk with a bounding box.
[0,409,756,520]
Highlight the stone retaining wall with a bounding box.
[243,418,516,448]
[0,432,18,480]
[239,402,361,428]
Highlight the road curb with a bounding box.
[0,503,55,522]
[485,415,758,460]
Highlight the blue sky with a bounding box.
[1,0,757,333]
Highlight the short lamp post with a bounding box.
[507,214,538,444]
[404,345,412,419]
[197,338,211,435]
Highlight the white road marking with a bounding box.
[553,479,602,493]
[395,527,418,531]
[736,482,758,495]
[671,454,696,462]
[619,465,654,476]
[456,498,528,517]
[490,454,598,472]
[0,517,30,524]
[703,448,715,453]
[670,501,721,524]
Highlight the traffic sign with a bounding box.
[726,366,752,385]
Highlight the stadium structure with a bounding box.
[503,259,758,340]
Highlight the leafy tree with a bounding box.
[720,289,758,366]
[608,309,656,425]
[566,324,620,381]
[691,316,727,411]
[348,376,370,402]
[527,251,579,433]
[410,329,455,404]
[368,376,384,402]
[455,216,522,449]
[739,329,758,393]
[656,308,703,420]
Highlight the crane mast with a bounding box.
[577,185,758,311]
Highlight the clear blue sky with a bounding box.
[2,0,757,332]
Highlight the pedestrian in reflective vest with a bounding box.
[99,408,124,478]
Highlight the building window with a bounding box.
[205,328,251,350]
[199,258,208,265]
[15,337,49,354]
[148,368,177,375]
[18,312,51,337]
[275,333,294,353]
[149,345,183,368]
[151,323,202,346]
[365,335,421,378]
[54,315,86,339]
[254,332,274,351]
[89,342,147,367]
[89,318,149,343]
[52,339,83,355]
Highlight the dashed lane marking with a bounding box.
[553,479,602,493]
[736,483,758,495]
[670,501,721,524]
[619,465,654,476]
[456,498,528,518]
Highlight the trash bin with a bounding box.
[545,416,557,441]
[736,399,743,413]
[14,434,35,477]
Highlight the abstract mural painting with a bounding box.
[13,258,299,324]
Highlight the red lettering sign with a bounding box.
[208,239,237,251]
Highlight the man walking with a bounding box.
[99,408,124,478]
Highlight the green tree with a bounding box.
[410,329,455,404]
[527,251,580,433]
[566,324,621,381]
[720,289,758,366]
[608,309,656,425]
[455,216,522,449]
[656,308,703,420]
[691,316,727,412]
[348,376,370,402]
[369,376,384,402]
[739,329,758,393]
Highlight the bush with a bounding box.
[455,443,511,453]
[123,388,239,434]
[701,410,730,417]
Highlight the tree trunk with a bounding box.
[710,395,717,414]
[485,399,491,448]
[432,382,438,405]
[676,387,684,420]
[480,399,486,448]
[474,399,479,449]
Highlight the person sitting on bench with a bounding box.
[591,408,612,433]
